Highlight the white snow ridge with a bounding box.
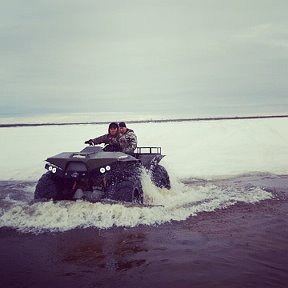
[0,116,286,233]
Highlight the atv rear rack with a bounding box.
[136,147,162,155]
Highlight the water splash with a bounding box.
[0,170,272,234]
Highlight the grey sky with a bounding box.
[1,0,288,116]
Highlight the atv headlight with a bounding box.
[106,165,111,171]
[100,167,105,174]
[45,163,62,175]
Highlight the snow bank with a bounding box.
[0,117,287,181]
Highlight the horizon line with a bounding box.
[1,114,288,128]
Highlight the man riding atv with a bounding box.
[118,122,137,155]
[85,122,137,155]
[85,122,121,152]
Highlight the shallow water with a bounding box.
[0,174,288,287]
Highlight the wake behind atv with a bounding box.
[35,145,170,203]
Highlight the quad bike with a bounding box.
[34,145,170,203]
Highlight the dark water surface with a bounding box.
[1,175,288,288]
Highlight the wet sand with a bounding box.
[1,175,288,288]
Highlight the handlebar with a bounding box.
[84,139,94,146]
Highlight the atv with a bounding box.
[34,145,170,203]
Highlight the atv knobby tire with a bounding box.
[106,177,143,203]
[151,165,171,189]
[34,172,62,200]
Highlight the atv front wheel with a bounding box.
[106,178,143,203]
[34,172,63,200]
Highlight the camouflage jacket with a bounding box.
[92,134,119,147]
[119,129,137,154]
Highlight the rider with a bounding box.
[85,122,120,151]
[118,122,137,155]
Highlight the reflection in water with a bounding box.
[59,232,147,272]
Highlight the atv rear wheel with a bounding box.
[151,165,171,189]
[34,172,63,200]
[106,178,143,203]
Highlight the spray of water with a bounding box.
[0,167,272,234]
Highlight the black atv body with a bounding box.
[34,146,170,203]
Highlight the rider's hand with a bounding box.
[84,139,94,145]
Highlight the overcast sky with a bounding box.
[1,0,288,117]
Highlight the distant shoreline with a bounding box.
[1,114,288,128]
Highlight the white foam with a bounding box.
[0,174,272,233]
